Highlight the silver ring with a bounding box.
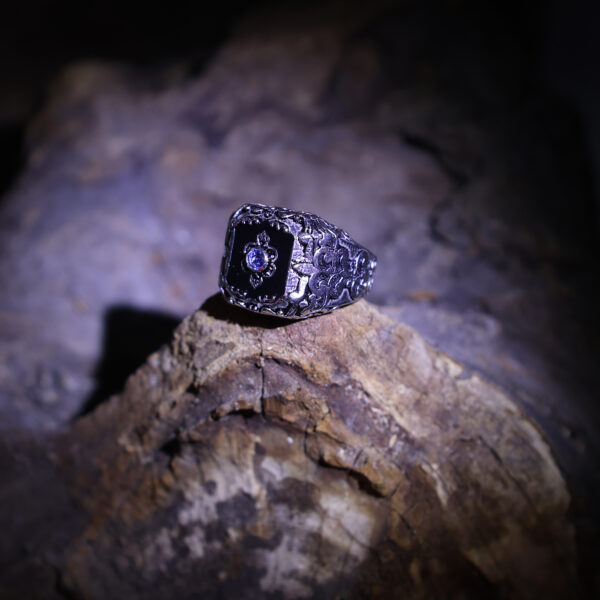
[219,203,377,319]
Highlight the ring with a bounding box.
[219,203,377,319]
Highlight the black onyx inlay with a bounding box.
[226,222,293,299]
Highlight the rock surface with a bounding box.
[0,299,579,599]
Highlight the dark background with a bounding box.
[0,0,267,195]
[0,0,599,222]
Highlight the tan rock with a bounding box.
[53,298,574,599]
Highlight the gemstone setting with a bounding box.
[242,230,279,288]
[246,247,268,272]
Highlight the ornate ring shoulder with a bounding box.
[219,203,377,319]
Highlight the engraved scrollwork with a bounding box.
[220,203,376,319]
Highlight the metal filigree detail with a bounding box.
[219,203,377,319]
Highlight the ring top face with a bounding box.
[219,203,376,319]
[225,223,293,297]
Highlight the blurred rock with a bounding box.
[0,299,579,599]
[0,2,596,434]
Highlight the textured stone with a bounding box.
[0,299,579,599]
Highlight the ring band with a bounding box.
[219,203,377,319]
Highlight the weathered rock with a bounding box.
[0,299,579,599]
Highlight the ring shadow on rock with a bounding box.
[78,295,292,418]
[78,305,183,417]
[201,293,295,329]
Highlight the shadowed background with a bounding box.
[0,0,598,597]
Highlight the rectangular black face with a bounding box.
[225,222,294,299]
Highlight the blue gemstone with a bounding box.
[246,248,268,272]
